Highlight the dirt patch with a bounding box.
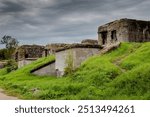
[0,89,18,100]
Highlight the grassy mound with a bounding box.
[0,42,150,99]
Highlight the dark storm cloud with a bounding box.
[0,0,149,48]
[0,1,25,13]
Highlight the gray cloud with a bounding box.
[0,0,149,48]
[0,1,25,13]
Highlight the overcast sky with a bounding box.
[0,0,150,48]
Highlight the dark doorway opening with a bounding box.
[111,30,117,41]
[144,30,150,41]
[15,52,18,61]
[25,54,28,58]
[101,31,107,45]
[45,49,48,57]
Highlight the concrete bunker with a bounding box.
[13,45,45,68]
[98,18,150,45]
[55,44,101,77]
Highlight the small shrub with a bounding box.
[6,59,18,73]
[64,50,74,75]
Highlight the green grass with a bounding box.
[0,68,7,76]
[0,42,150,99]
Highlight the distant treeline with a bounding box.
[0,48,15,60]
[0,35,19,60]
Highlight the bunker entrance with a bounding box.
[144,30,150,41]
[25,54,29,58]
[101,31,107,45]
[111,30,117,41]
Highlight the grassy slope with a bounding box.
[0,42,150,99]
[0,68,7,76]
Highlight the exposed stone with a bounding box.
[100,42,121,55]
[98,18,150,46]
[81,39,98,45]
[45,43,71,55]
[55,43,102,52]
[14,45,45,61]
[30,88,40,92]
[30,88,40,96]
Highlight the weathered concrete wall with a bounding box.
[127,20,150,42]
[98,19,150,45]
[18,59,36,68]
[32,62,55,76]
[55,50,69,77]
[55,48,100,76]
[98,19,129,45]
[74,48,99,68]
[14,45,45,61]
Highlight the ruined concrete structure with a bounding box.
[55,44,101,76]
[14,18,150,77]
[29,44,101,77]
[13,42,101,77]
[98,18,150,45]
[14,45,45,68]
[14,45,45,61]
